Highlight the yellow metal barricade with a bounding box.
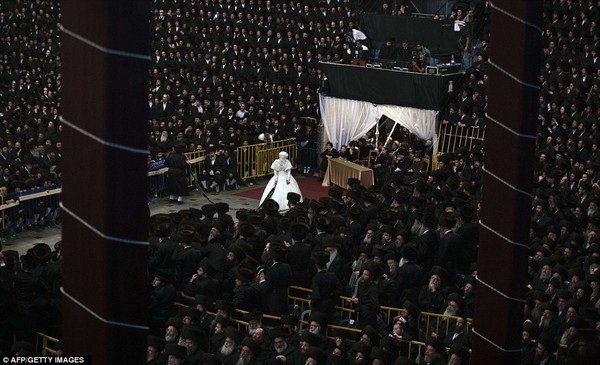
[175,301,279,334]
[147,150,205,193]
[381,305,404,326]
[434,124,485,170]
[419,311,470,339]
[237,139,298,180]
[37,332,59,355]
[288,285,311,316]
[184,150,206,187]
[337,295,357,322]
[175,286,476,346]
[326,324,362,339]
[405,340,427,361]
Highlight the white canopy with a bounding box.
[319,94,438,151]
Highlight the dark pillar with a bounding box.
[471,1,543,364]
[60,1,150,362]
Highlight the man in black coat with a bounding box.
[232,337,263,365]
[183,258,220,298]
[156,93,175,120]
[201,148,225,193]
[359,191,380,230]
[434,213,463,285]
[319,142,339,180]
[194,294,216,338]
[147,336,167,365]
[148,273,177,336]
[310,250,342,319]
[266,326,302,365]
[420,336,447,365]
[173,229,203,290]
[149,221,177,278]
[442,315,470,349]
[181,326,206,365]
[322,236,345,281]
[164,142,189,204]
[287,223,313,288]
[413,212,440,273]
[395,244,423,304]
[204,221,229,281]
[456,205,479,274]
[221,147,247,189]
[232,266,261,311]
[354,260,383,329]
[264,242,293,315]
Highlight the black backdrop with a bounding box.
[360,14,460,56]
[321,62,461,110]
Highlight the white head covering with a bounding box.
[279,151,288,159]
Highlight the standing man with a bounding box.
[264,242,293,315]
[165,142,189,205]
[457,21,472,69]
[310,250,342,319]
[353,260,383,329]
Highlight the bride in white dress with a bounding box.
[259,151,303,211]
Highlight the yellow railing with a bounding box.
[175,302,279,333]
[36,332,59,355]
[150,139,299,196]
[286,286,474,339]
[434,124,485,170]
[287,285,311,317]
[337,296,357,322]
[420,312,472,339]
[404,340,427,360]
[325,324,362,339]
[381,305,404,326]
[183,150,206,186]
[236,138,298,180]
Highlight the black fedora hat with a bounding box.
[308,311,329,329]
[290,222,309,240]
[32,243,52,263]
[164,343,187,358]
[287,192,302,204]
[195,294,215,311]
[300,331,323,347]
[322,235,343,249]
[241,337,262,356]
[153,221,172,238]
[424,336,445,355]
[315,215,334,232]
[305,347,328,365]
[215,202,230,214]
[262,199,280,214]
[148,335,166,352]
[313,250,330,266]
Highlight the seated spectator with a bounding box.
[378,38,398,60]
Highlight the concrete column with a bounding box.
[471,1,543,364]
[60,1,150,362]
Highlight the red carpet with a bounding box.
[234,176,329,202]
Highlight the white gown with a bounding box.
[259,158,303,211]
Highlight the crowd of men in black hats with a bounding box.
[145,191,482,365]
[3,0,600,364]
[0,0,62,202]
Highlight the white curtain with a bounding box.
[319,94,379,148]
[319,94,438,149]
[378,105,437,142]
